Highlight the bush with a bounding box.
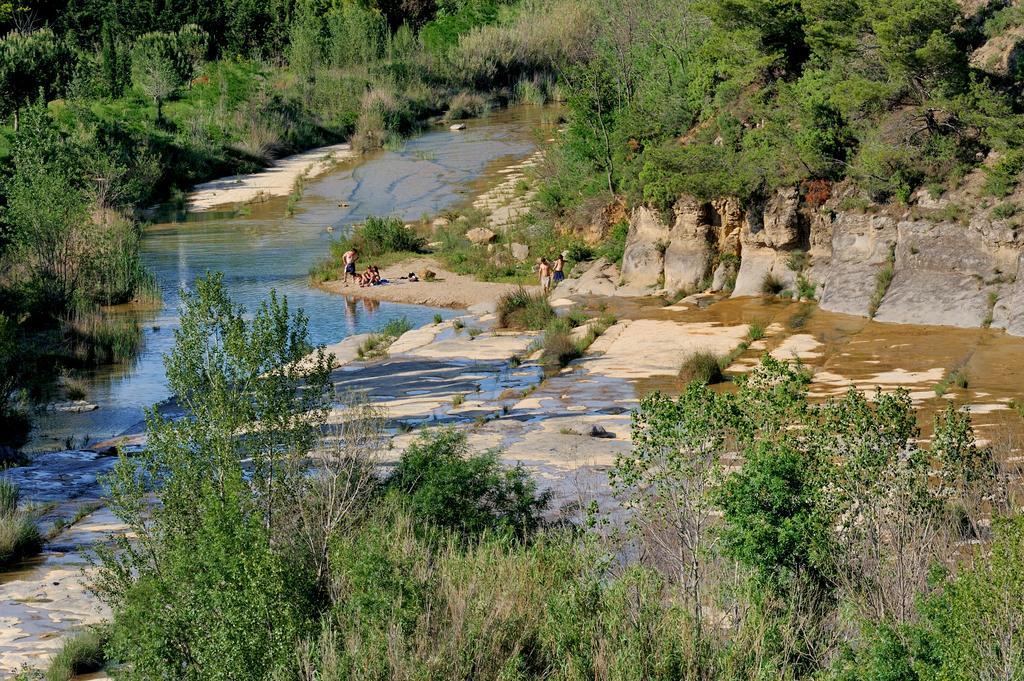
[385,429,551,538]
[984,149,1024,197]
[0,479,42,569]
[678,351,725,385]
[351,216,426,256]
[379,316,412,338]
[45,627,107,681]
[540,319,582,368]
[445,91,490,121]
[598,219,630,266]
[496,286,555,329]
[761,273,786,295]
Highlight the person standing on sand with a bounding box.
[342,248,358,285]
[537,257,552,294]
[553,250,567,286]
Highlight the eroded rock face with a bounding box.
[614,183,1024,335]
[664,197,712,293]
[873,219,1013,328]
[818,211,898,317]
[621,206,670,288]
[731,189,803,297]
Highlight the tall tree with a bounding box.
[130,31,184,120]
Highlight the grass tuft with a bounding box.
[679,351,725,385]
[761,273,786,296]
[45,627,107,681]
[0,479,42,569]
[496,287,555,330]
[868,244,897,318]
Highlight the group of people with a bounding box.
[342,248,381,287]
[342,247,418,287]
[536,251,568,293]
[343,245,569,293]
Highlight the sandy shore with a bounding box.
[187,142,356,211]
[318,257,539,309]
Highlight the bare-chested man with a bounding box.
[537,257,552,293]
[342,247,358,284]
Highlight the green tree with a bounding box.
[870,0,964,93]
[176,23,209,85]
[0,103,91,310]
[95,273,334,678]
[327,1,387,67]
[130,31,184,120]
[0,28,68,130]
[289,0,324,88]
[611,382,733,669]
[100,21,127,98]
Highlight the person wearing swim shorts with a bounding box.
[343,248,358,284]
[553,250,567,285]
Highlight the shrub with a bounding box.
[540,319,582,368]
[45,627,107,681]
[984,149,1024,197]
[357,316,412,360]
[496,286,555,329]
[385,429,551,538]
[597,219,630,265]
[678,351,725,385]
[445,91,489,121]
[762,273,786,295]
[796,275,817,300]
[351,216,426,256]
[379,316,412,338]
[992,201,1019,219]
[0,479,41,567]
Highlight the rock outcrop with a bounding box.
[621,206,671,288]
[612,181,1024,335]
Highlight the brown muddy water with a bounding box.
[27,106,560,452]
[601,294,1024,453]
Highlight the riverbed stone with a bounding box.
[510,242,530,261]
[466,227,497,244]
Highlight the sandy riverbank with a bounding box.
[318,257,540,310]
[187,142,356,211]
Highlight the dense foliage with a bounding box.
[541,0,1024,222]
[91,281,1024,679]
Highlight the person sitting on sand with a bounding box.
[358,266,380,288]
[553,250,567,286]
[342,247,359,284]
[537,257,552,293]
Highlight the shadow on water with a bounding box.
[28,106,560,452]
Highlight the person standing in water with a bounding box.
[552,250,567,286]
[342,247,358,285]
[537,257,552,294]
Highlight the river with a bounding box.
[28,106,558,452]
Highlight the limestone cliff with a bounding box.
[615,182,1024,335]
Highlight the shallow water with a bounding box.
[28,107,558,451]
